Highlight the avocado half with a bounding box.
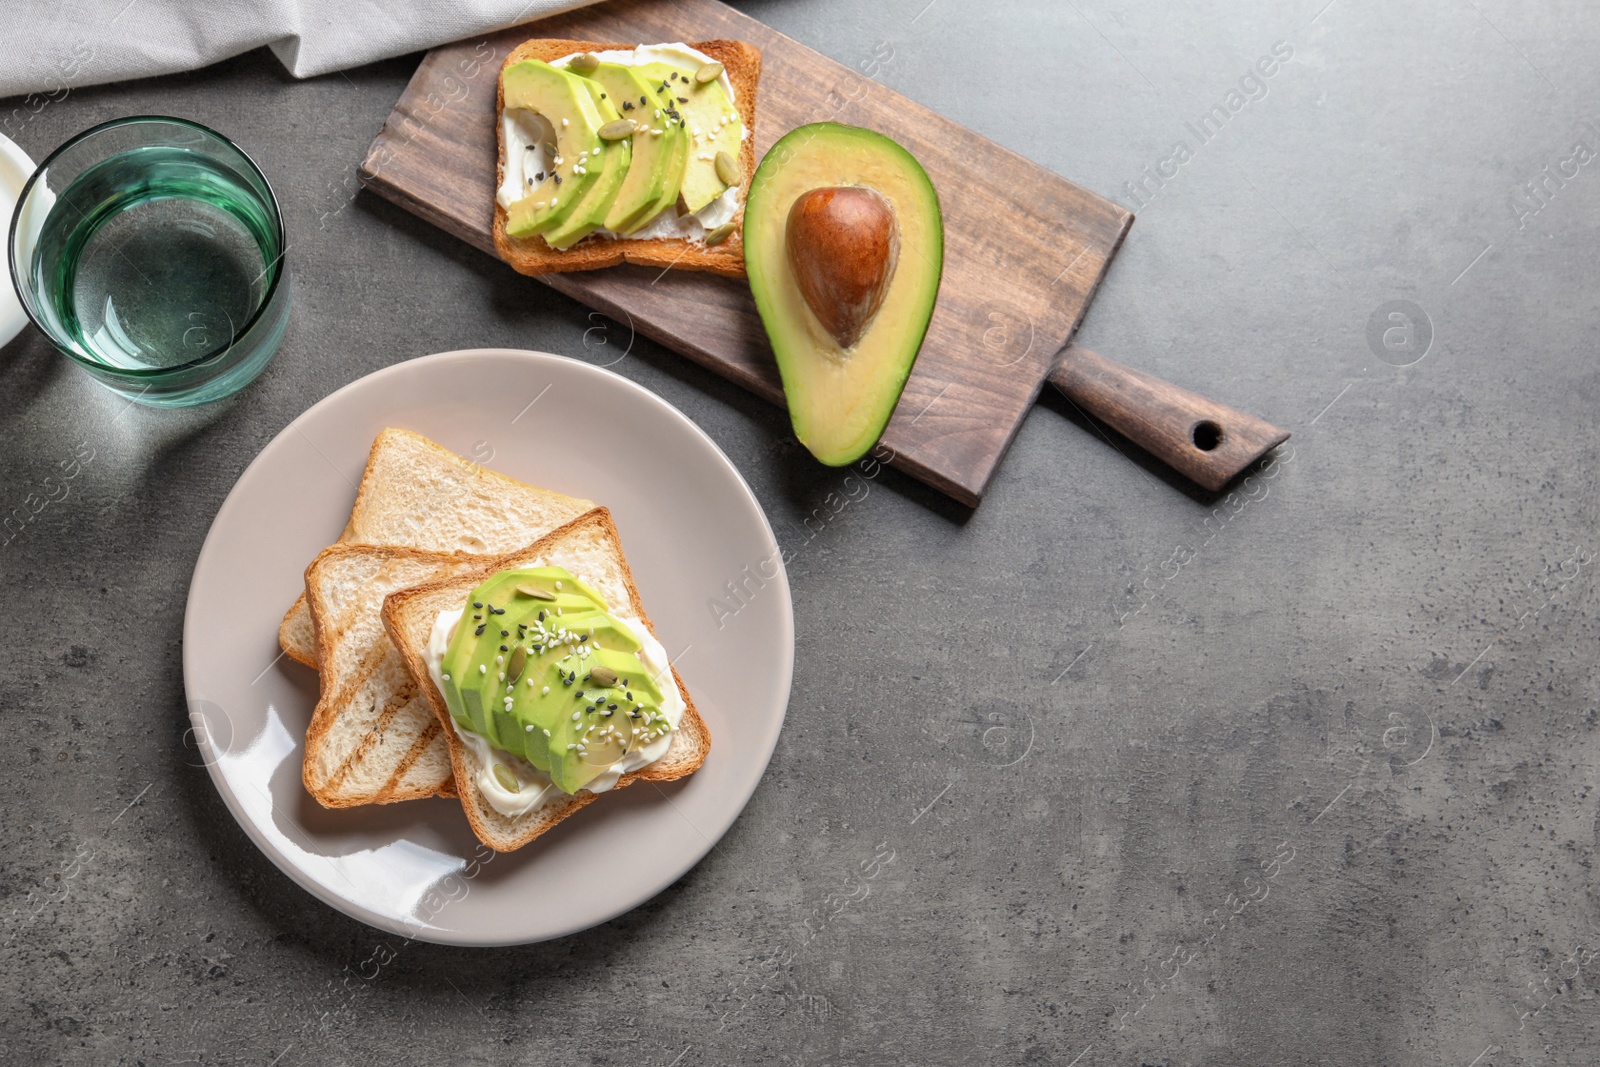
[745,123,944,466]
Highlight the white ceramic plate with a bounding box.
[183,349,793,945]
[0,132,37,350]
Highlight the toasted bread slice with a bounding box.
[492,39,761,278]
[278,428,594,668]
[383,508,710,852]
[301,545,501,806]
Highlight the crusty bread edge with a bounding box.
[278,601,319,669]
[277,428,396,668]
[491,39,761,279]
[381,508,710,852]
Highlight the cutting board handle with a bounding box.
[1048,346,1290,492]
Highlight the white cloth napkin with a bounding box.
[0,0,599,98]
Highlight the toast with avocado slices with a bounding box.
[301,544,497,806]
[383,508,710,852]
[492,38,760,278]
[278,428,594,669]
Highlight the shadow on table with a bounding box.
[1036,381,1274,507]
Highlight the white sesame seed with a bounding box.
[541,685,549,694]
[555,581,563,589]
[496,654,504,665]
[561,117,569,127]
[572,711,581,721]
[654,109,661,118]
[441,673,451,682]
[478,664,486,675]
[526,724,535,732]
[543,728,551,737]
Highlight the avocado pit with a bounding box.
[785,185,900,349]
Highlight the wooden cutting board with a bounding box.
[361,0,1133,507]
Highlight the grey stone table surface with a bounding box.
[3,1,1598,1064]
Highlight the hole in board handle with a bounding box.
[1191,421,1224,451]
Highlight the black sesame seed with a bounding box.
[535,170,545,182]
[639,95,647,105]
[677,96,687,103]
[472,602,482,608]
[474,625,486,635]
[499,645,508,652]
[608,703,618,711]
[599,92,607,98]
[553,174,561,184]
[538,610,545,621]
[576,690,585,698]
[500,630,509,637]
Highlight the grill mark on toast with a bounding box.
[378,715,451,800]
[322,671,418,798]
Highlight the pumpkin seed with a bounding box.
[516,581,557,600]
[714,150,739,187]
[492,763,519,792]
[704,221,737,246]
[569,52,600,74]
[507,645,528,683]
[694,61,724,85]
[598,118,638,141]
[589,665,618,687]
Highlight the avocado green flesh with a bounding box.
[745,123,944,465]
[438,566,675,795]
[586,63,681,233]
[542,78,631,249]
[635,61,741,215]
[502,61,607,238]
